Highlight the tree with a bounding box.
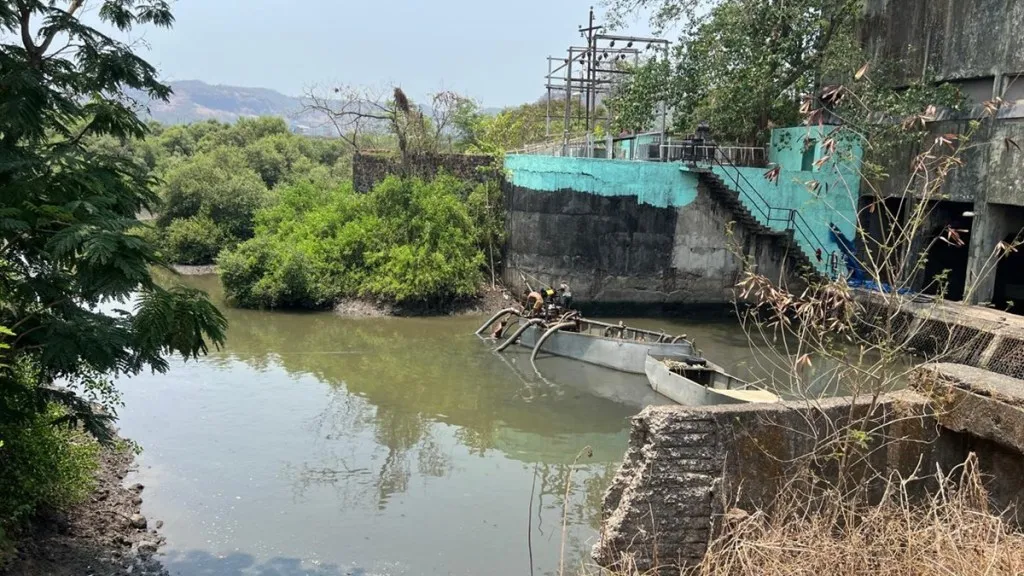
[605,0,862,144]
[302,85,471,164]
[0,0,227,443]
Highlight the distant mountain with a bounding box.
[132,80,501,135]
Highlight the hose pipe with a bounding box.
[474,308,521,335]
[530,321,577,376]
[495,318,545,352]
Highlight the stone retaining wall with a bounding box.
[593,391,950,573]
[352,152,496,193]
[595,360,1024,573]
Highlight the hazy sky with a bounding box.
[98,0,656,107]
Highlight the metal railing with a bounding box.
[694,148,840,276]
[512,136,608,158]
[659,144,767,167]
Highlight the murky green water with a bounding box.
[116,275,762,576]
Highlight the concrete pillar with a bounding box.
[965,201,1006,304]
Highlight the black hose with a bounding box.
[495,319,545,352]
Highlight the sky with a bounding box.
[95,0,657,107]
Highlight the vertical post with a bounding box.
[659,101,667,161]
[563,51,573,156]
[585,7,594,141]
[546,57,552,138]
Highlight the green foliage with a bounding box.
[0,0,228,534]
[220,176,485,309]
[164,216,226,265]
[109,116,356,265]
[456,98,598,152]
[157,147,269,257]
[0,403,100,530]
[607,0,862,144]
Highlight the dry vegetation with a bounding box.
[691,456,1024,576]
[575,457,1024,576]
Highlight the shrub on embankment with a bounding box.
[0,403,100,548]
[218,175,489,309]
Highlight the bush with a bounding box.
[164,216,226,265]
[0,406,100,532]
[154,147,268,260]
[219,175,485,309]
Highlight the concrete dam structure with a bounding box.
[502,127,863,310]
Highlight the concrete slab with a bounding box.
[915,362,1024,453]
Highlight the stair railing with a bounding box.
[694,148,840,276]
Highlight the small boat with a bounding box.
[645,354,780,405]
[476,308,696,375]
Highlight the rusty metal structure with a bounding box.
[544,7,669,158]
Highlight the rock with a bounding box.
[131,495,143,506]
[136,541,158,555]
[129,483,144,492]
[154,520,163,529]
[129,514,147,529]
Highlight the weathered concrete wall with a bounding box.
[861,0,1024,88]
[596,361,1024,572]
[593,391,952,573]
[859,0,1024,305]
[352,152,495,193]
[502,157,793,309]
[701,126,864,273]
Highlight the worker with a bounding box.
[557,282,573,309]
[522,288,544,316]
[491,317,509,339]
[542,286,557,305]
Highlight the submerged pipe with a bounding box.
[474,307,521,335]
[530,321,577,376]
[495,318,545,352]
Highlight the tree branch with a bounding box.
[18,2,36,55]
[36,0,85,57]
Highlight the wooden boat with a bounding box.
[644,354,779,405]
[513,318,696,375]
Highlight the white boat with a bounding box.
[514,320,697,375]
[644,354,779,405]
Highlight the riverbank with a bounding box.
[334,284,514,317]
[1,445,168,576]
[169,265,514,318]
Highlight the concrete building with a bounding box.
[860,0,1024,308]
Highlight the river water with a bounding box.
[115,275,763,576]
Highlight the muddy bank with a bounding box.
[1,446,168,576]
[170,264,217,276]
[334,284,515,318]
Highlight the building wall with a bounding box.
[502,155,791,310]
[861,0,1024,90]
[860,0,1024,305]
[701,126,862,274]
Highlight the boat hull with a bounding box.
[517,324,695,374]
[644,355,776,406]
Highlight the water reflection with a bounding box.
[120,273,659,575]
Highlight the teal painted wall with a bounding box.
[505,126,863,276]
[504,155,699,209]
[706,127,864,273]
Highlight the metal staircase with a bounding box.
[686,150,839,278]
